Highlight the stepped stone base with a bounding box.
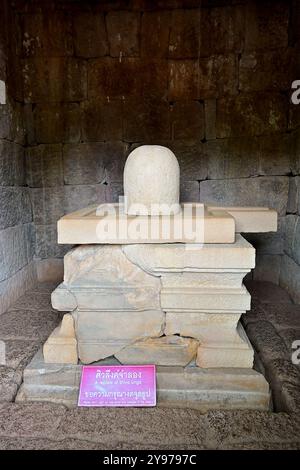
[17,350,271,412]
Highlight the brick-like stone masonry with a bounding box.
[0,0,36,313]
[0,280,300,449]
[0,0,296,299]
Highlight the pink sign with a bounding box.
[78,365,156,407]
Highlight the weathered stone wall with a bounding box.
[7,0,300,294]
[0,0,36,314]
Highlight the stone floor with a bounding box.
[0,281,300,449]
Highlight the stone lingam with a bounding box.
[17,145,278,410]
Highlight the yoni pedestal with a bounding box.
[17,235,270,411]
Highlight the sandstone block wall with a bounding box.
[0,0,36,314]
[1,0,300,301]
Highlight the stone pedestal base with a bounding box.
[25,235,272,411]
[17,350,270,411]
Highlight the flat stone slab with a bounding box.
[57,203,277,245]
[206,205,277,233]
[17,349,270,411]
[115,336,199,367]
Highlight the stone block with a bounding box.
[23,103,35,145]
[106,11,140,57]
[199,54,238,99]
[88,58,140,100]
[253,254,281,284]
[26,144,63,187]
[0,103,10,140]
[168,141,208,180]
[88,58,168,100]
[123,98,170,142]
[196,341,254,369]
[23,57,87,103]
[63,143,106,185]
[51,284,77,312]
[162,286,250,312]
[280,254,300,304]
[204,99,216,140]
[142,60,169,99]
[0,140,24,186]
[290,216,300,265]
[36,258,63,283]
[0,187,32,230]
[156,366,269,412]
[35,225,71,259]
[81,100,123,142]
[288,106,300,132]
[258,133,294,176]
[105,181,123,203]
[64,184,106,214]
[20,11,73,57]
[31,187,64,225]
[32,184,106,228]
[200,177,289,216]
[11,101,25,144]
[283,214,298,259]
[62,245,161,310]
[168,55,237,100]
[141,11,170,58]
[30,282,61,294]
[197,323,253,367]
[0,48,5,82]
[103,142,128,183]
[124,235,255,272]
[287,177,300,214]
[0,100,25,144]
[170,101,204,140]
[34,103,81,144]
[74,309,165,363]
[168,9,200,58]
[64,141,127,185]
[180,181,199,202]
[165,312,242,343]
[73,12,108,58]
[207,138,259,179]
[43,314,78,364]
[18,350,270,411]
[115,336,199,366]
[239,49,295,92]
[0,262,37,316]
[245,1,289,51]
[168,60,198,100]
[200,5,245,56]
[0,224,34,281]
[163,271,248,290]
[216,93,287,138]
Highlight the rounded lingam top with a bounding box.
[123,145,180,215]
